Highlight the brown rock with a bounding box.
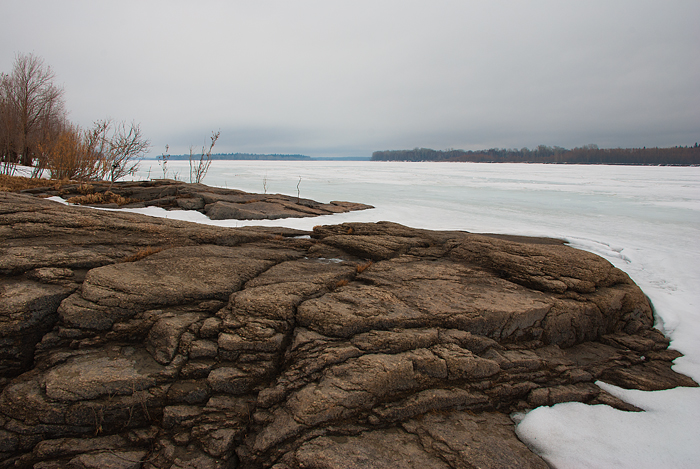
[23,179,373,221]
[0,192,695,468]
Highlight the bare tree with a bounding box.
[0,73,17,174]
[189,130,220,184]
[101,120,150,185]
[1,53,66,167]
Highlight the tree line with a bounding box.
[1,53,149,182]
[372,144,700,165]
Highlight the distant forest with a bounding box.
[372,144,700,165]
[167,153,311,161]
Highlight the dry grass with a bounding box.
[66,191,133,206]
[121,246,163,263]
[334,279,349,288]
[77,183,95,195]
[356,260,373,274]
[346,227,354,235]
[0,174,61,192]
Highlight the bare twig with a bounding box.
[189,130,219,183]
[158,144,170,179]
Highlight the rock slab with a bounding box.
[20,179,374,221]
[0,190,696,468]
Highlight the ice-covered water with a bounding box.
[130,161,700,467]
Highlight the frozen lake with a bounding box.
[132,160,700,468]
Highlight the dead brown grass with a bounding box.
[356,260,373,274]
[0,174,60,192]
[334,279,349,288]
[121,246,163,263]
[77,183,95,195]
[66,191,133,206]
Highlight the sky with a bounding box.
[2,0,699,158]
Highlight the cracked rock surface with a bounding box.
[0,190,696,468]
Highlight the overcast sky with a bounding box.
[2,0,699,157]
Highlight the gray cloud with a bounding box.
[2,0,698,157]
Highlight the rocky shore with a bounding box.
[0,188,696,469]
[18,179,374,221]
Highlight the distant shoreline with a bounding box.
[372,145,700,165]
[143,158,698,166]
[144,145,700,165]
[147,154,370,162]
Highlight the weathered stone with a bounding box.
[166,381,211,404]
[26,267,76,285]
[373,388,490,422]
[59,245,297,331]
[295,429,451,469]
[163,405,203,429]
[527,383,600,407]
[189,340,218,359]
[207,367,254,395]
[207,200,312,220]
[201,428,237,458]
[43,349,161,401]
[180,360,215,379]
[176,197,205,211]
[218,332,285,353]
[0,280,72,376]
[0,191,695,469]
[432,344,501,380]
[351,328,439,354]
[199,318,222,338]
[401,411,550,469]
[32,434,129,459]
[0,429,18,452]
[147,313,207,365]
[18,180,372,221]
[68,449,147,469]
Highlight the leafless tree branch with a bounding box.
[189,130,220,184]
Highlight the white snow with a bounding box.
[67,161,700,466]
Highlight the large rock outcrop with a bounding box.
[19,179,373,220]
[0,190,696,468]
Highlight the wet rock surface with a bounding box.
[19,179,374,221]
[0,190,696,468]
